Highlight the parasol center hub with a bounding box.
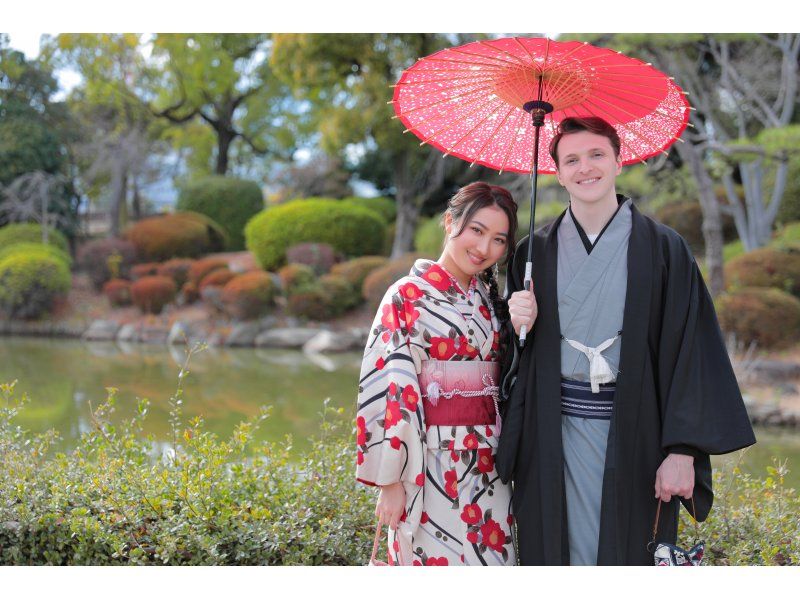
[523,100,554,126]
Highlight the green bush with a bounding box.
[724,246,800,297]
[715,287,800,349]
[319,273,361,314]
[177,177,264,251]
[0,242,72,269]
[0,353,375,565]
[277,263,316,295]
[286,284,337,321]
[0,252,71,319]
[414,216,443,258]
[0,222,69,254]
[245,200,386,271]
[125,212,227,262]
[340,196,396,223]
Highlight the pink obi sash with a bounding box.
[418,360,500,429]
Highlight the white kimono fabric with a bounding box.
[356,260,515,566]
[558,201,631,566]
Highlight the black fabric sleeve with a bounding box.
[656,233,756,457]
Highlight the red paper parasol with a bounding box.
[391,36,690,174]
[391,37,691,344]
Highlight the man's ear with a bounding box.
[615,156,622,176]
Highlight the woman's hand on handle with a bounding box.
[376,481,406,530]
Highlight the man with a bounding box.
[496,117,755,565]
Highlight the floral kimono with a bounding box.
[356,259,515,566]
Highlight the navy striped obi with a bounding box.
[560,378,615,420]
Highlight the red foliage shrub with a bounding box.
[716,287,800,349]
[131,263,160,280]
[102,278,132,307]
[286,242,338,275]
[124,211,227,262]
[76,238,137,290]
[221,271,277,320]
[130,275,177,315]
[198,267,235,291]
[156,258,195,288]
[188,257,228,285]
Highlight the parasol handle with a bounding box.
[518,262,533,346]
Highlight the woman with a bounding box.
[355,182,537,566]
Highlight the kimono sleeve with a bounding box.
[355,285,426,488]
[656,234,755,457]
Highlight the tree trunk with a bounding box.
[677,141,725,296]
[391,154,420,257]
[109,161,128,237]
[215,128,233,175]
[131,176,142,220]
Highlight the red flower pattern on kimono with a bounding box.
[399,282,424,302]
[356,259,513,566]
[463,433,479,450]
[426,557,449,566]
[429,337,456,360]
[381,303,402,332]
[421,264,453,292]
[356,416,367,445]
[461,503,482,525]
[480,519,506,552]
[476,448,494,473]
[401,384,419,412]
[444,469,458,498]
[383,400,402,429]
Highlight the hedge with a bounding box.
[0,242,72,269]
[724,246,800,298]
[245,200,386,271]
[130,275,177,315]
[0,363,797,565]
[0,222,69,254]
[177,177,264,251]
[125,212,227,262]
[716,287,800,349]
[340,196,397,224]
[0,252,71,319]
[330,256,388,291]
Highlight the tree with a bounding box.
[49,34,166,236]
[578,33,800,296]
[148,34,301,176]
[271,33,490,257]
[0,36,80,234]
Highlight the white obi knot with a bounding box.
[563,334,619,393]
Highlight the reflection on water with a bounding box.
[0,337,362,456]
[1,337,799,488]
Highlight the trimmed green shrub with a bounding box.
[286,284,336,320]
[0,252,71,319]
[362,253,423,310]
[177,177,263,250]
[76,238,136,290]
[0,242,72,269]
[130,275,177,315]
[773,222,800,249]
[340,196,396,223]
[319,273,361,314]
[102,278,132,307]
[245,200,386,271]
[0,222,69,254]
[286,242,337,275]
[724,246,800,297]
[221,271,277,320]
[414,216,443,258]
[716,287,800,349]
[330,256,388,291]
[277,263,316,295]
[125,212,227,262]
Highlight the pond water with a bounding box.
[1,337,798,489]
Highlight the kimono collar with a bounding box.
[411,259,478,297]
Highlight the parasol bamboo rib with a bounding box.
[477,40,530,68]
[497,110,530,174]
[393,80,501,120]
[443,99,516,156]
[450,46,527,69]
[468,105,518,167]
[417,93,506,146]
[392,74,497,87]
[418,56,509,71]
[592,88,689,126]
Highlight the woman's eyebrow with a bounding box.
[471,220,508,237]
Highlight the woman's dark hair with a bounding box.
[548,116,621,166]
[442,181,517,364]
